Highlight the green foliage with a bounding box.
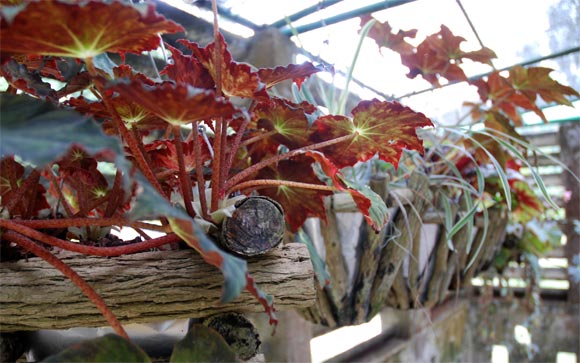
[42,325,240,363]
[170,325,238,363]
[0,94,122,168]
[42,335,151,363]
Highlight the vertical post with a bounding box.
[559,122,580,303]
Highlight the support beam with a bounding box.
[0,243,315,331]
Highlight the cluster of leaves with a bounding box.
[0,0,434,337]
[360,15,578,273]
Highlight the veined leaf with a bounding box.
[0,94,121,168]
[305,150,388,231]
[255,157,332,232]
[309,99,433,168]
[0,1,183,59]
[179,34,268,99]
[110,81,238,126]
[258,62,327,90]
[360,14,417,55]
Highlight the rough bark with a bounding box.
[368,173,430,316]
[0,243,314,332]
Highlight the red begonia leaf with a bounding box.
[309,99,433,168]
[472,71,543,125]
[257,62,327,90]
[146,139,210,174]
[0,59,57,100]
[360,14,417,55]
[56,72,92,98]
[304,151,388,231]
[254,97,317,150]
[304,151,344,189]
[110,80,237,126]
[255,158,332,232]
[0,157,49,218]
[509,66,579,107]
[54,146,110,216]
[0,1,183,59]
[463,47,497,65]
[162,43,214,89]
[509,179,544,223]
[401,25,496,86]
[66,95,166,134]
[179,35,269,99]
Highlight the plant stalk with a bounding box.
[0,219,180,256]
[192,124,210,220]
[227,179,335,196]
[4,230,129,339]
[84,57,168,200]
[225,133,356,190]
[173,125,197,218]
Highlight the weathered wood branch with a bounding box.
[0,243,314,332]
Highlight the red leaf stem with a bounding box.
[225,133,356,190]
[12,218,169,233]
[226,179,336,197]
[211,0,222,97]
[104,170,124,218]
[0,219,179,256]
[46,169,74,217]
[210,120,224,211]
[209,0,225,212]
[84,58,168,201]
[192,124,210,220]
[218,119,229,202]
[223,116,252,182]
[239,130,277,148]
[173,126,197,218]
[74,195,109,218]
[3,230,129,339]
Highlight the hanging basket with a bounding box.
[299,171,509,327]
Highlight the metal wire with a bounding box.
[279,0,418,36]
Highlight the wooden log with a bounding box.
[318,210,349,324]
[0,243,314,332]
[438,196,473,303]
[368,173,430,317]
[351,175,391,324]
[220,196,285,256]
[462,207,507,281]
[423,197,456,308]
